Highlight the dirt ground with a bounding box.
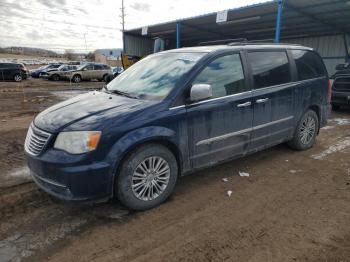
[0,78,349,262]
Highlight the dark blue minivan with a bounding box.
[25,43,331,210]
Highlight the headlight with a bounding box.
[54,131,101,154]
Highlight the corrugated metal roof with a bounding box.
[124,0,350,44]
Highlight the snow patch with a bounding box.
[239,171,250,177]
[4,167,30,178]
[312,138,350,160]
[321,125,334,130]
[330,118,350,126]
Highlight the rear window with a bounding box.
[291,50,327,81]
[248,51,291,89]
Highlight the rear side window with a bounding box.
[291,50,327,80]
[94,65,103,70]
[193,54,247,98]
[248,51,291,89]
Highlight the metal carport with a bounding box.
[123,0,350,74]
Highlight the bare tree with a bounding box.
[64,49,77,61]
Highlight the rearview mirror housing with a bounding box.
[190,84,212,102]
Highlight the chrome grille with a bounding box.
[25,125,51,156]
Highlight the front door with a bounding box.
[247,50,295,151]
[186,53,253,169]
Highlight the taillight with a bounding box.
[327,79,333,103]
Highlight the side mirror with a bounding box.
[190,84,212,102]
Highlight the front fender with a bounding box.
[106,126,180,176]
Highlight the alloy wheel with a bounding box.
[14,75,22,82]
[131,156,170,201]
[299,116,316,145]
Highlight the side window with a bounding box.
[291,50,327,81]
[94,65,103,70]
[84,64,94,70]
[193,54,247,99]
[248,51,291,89]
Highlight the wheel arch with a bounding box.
[308,105,321,134]
[107,127,183,197]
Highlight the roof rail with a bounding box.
[198,38,247,46]
[228,39,302,46]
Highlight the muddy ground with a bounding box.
[0,78,349,262]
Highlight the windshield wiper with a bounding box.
[110,89,139,99]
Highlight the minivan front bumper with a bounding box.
[26,152,113,201]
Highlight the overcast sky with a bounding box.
[0,0,267,53]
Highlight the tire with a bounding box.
[14,74,22,82]
[72,74,81,83]
[116,144,178,210]
[103,74,109,82]
[51,74,60,81]
[288,110,319,151]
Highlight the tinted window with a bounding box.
[193,54,246,98]
[84,64,94,70]
[291,50,327,80]
[248,51,291,89]
[94,64,103,70]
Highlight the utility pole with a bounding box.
[120,0,126,53]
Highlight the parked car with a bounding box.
[25,43,330,210]
[104,66,124,83]
[112,66,124,77]
[63,63,112,83]
[331,74,350,109]
[41,64,78,81]
[331,63,350,79]
[31,63,62,78]
[0,62,29,82]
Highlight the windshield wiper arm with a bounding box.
[110,89,139,99]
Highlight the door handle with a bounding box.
[256,98,269,104]
[237,101,252,108]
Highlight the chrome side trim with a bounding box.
[196,127,252,146]
[169,105,186,110]
[252,116,294,131]
[195,116,294,146]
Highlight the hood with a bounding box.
[34,91,154,133]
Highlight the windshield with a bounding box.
[107,52,205,100]
[57,65,67,71]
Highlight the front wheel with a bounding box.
[288,110,319,150]
[14,74,22,82]
[72,74,81,83]
[116,144,178,210]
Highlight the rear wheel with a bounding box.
[72,74,81,83]
[116,144,178,210]
[14,74,22,82]
[103,74,109,82]
[288,110,319,150]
